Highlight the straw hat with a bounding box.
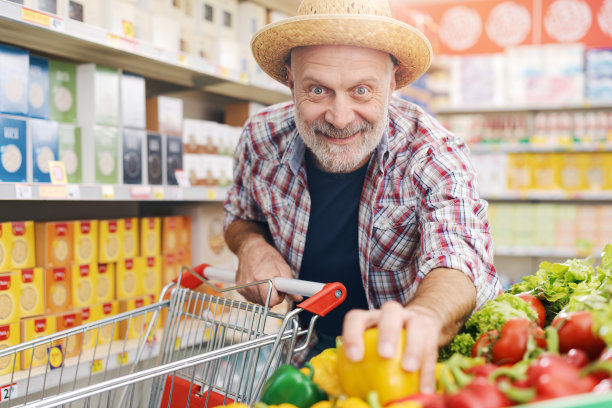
[251,0,433,89]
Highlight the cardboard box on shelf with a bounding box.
[10,221,35,270]
[0,322,19,375]
[146,96,183,137]
[0,44,29,116]
[77,64,120,127]
[103,0,136,38]
[20,316,55,369]
[119,296,151,340]
[162,216,181,254]
[30,118,59,183]
[82,125,119,185]
[196,34,216,61]
[45,266,72,313]
[146,133,163,185]
[99,219,121,263]
[0,223,12,272]
[96,262,115,303]
[180,215,192,250]
[165,135,182,185]
[182,119,201,154]
[530,153,560,191]
[120,217,139,259]
[237,1,266,44]
[216,0,237,41]
[140,217,161,257]
[162,252,177,285]
[0,116,27,183]
[93,301,119,345]
[580,152,605,191]
[151,15,180,53]
[120,73,146,129]
[179,17,197,55]
[28,55,50,119]
[54,311,83,359]
[116,258,141,299]
[224,102,265,127]
[58,123,82,183]
[141,255,161,296]
[48,59,77,123]
[194,0,217,38]
[73,220,98,266]
[18,267,44,318]
[68,0,104,26]
[122,127,144,185]
[79,306,95,350]
[559,153,585,191]
[36,221,74,268]
[72,264,97,308]
[507,153,532,191]
[0,272,20,325]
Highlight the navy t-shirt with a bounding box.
[298,152,370,337]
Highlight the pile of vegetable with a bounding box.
[229,244,612,408]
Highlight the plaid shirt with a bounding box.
[224,96,501,325]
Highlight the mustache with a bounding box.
[309,120,373,139]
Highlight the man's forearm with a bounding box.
[225,218,273,255]
[408,268,476,345]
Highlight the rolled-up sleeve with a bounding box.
[411,136,501,309]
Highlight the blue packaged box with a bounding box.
[0,44,29,116]
[28,56,50,119]
[30,118,59,183]
[0,116,27,182]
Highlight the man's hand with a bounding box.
[234,235,300,306]
[341,268,477,393]
[342,301,442,393]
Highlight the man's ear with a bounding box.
[285,63,295,96]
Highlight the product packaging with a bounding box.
[165,134,182,185]
[146,133,163,184]
[140,217,161,257]
[10,221,35,270]
[45,266,73,313]
[0,44,29,116]
[116,258,142,299]
[28,55,50,119]
[20,316,55,369]
[0,272,20,325]
[72,264,97,308]
[96,262,115,303]
[0,322,19,374]
[146,96,183,136]
[77,63,120,126]
[119,217,139,259]
[73,220,99,266]
[35,221,74,268]
[58,123,82,183]
[30,118,59,183]
[0,116,27,182]
[54,311,83,359]
[48,59,77,123]
[141,255,161,296]
[122,127,144,184]
[18,267,44,318]
[99,219,121,263]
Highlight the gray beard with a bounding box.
[296,110,388,173]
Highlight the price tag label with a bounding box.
[220,67,230,77]
[91,359,103,374]
[48,345,64,370]
[207,189,217,200]
[0,383,17,402]
[101,185,115,199]
[39,185,67,199]
[174,338,181,350]
[240,73,248,83]
[15,184,32,199]
[130,186,151,199]
[177,54,188,65]
[152,187,164,200]
[22,7,64,31]
[117,352,129,365]
[66,185,80,199]
[107,33,121,48]
[122,19,135,38]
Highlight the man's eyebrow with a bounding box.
[300,75,380,86]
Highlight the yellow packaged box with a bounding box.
[99,219,121,263]
[141,256,161,296]
[19,267,44,317]
[45,266,72,313]
[162,216,182,254]
[54,312,82,359]
[79,306,96,351]
[116,258,141,299]
[140,217,161,257]
[559,153,585,191]
[0,322,19,375]
[0,272,20,325]
[35,221,74,268]
[21,316,55,369]
[162,252,178,285]
[10,221,35,269]
[92,301,119,346]
[119,296,156,341]
[72,264,97,308]
[120,218,139,259]
[180,215,192,250]
[96,262,115,303]
[73,220,99,265]
[0,222,13,272]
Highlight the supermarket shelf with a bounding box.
[0,183,228,202]
[435,101,612,115]
[495,246,602,259]
[471,142,612,154]
[483,190,612,202]
[244,0,300,16]
[0,2,291,105]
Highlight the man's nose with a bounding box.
[324,95,356,130]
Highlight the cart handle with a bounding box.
[174,263,347,317]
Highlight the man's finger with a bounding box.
[376,301,404,359]
[341,309,381,361]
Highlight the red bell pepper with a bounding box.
[526,354,598,401]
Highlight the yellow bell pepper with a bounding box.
[385,402,422,408]
[336,328,419,406]
[309,400,334,408]
[300,348,343,398]
[335,397,370,408]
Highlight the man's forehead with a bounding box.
[291,44,391,62]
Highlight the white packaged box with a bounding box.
[183,153,198,186]
[102,0,136,38]
[120,72,146,129]
[146,96,183,136]
[29,118,59,183]
[68,0,104,26]
[215,39,241,71]
[151,15,180,52]
[58,123,82,184]
[216,0,237,41]
[237,1,266,43]
[82,125,119,184]
[77,64,120,127]
[182,119,201,154]
[194,0,217,38]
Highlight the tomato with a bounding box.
[516,293,546,327]
[564,348,590,368]
[492,318,547,365]
[472,329,498,359]
[552,311,606,360]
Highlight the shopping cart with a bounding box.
[0,263,346,408]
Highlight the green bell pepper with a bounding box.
[260,363,327,408]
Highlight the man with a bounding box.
[223,0,501,393]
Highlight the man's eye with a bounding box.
[311,86,324,95]
[355,86,368,96]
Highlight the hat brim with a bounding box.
[251,14,433,90]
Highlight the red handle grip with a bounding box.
[296,282,347,317]
[172,263,210,290]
